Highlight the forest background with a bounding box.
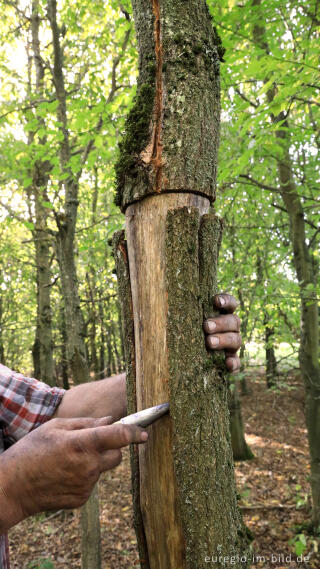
[0,0,319,567]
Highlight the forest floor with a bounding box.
[9,369,320,569]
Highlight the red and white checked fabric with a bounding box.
[0,364,65,569]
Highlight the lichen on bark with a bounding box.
[166,207,250,569]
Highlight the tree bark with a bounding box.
[29,0,54,385]
[229,383,254,461]
[276,134,320,529]
[47,0,101,565]
[114,1,249,567]
[264,313,277,389]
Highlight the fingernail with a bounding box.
[219,296,226,306]
[210,336,219,347]
[141,431,148,441]
[207,321,216,332]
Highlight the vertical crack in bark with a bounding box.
[151,0,163,192]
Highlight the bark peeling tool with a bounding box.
[115,402,170,428]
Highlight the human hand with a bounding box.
[203,293,241,373]
[0,416,148,530]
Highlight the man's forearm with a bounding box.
[54,373,127,421]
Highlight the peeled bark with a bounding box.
[114,1,249,567]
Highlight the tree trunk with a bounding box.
[264,314,277,389]
[47,0,101,564]
[29,0,54,385]
[253,0,320,530]
[85,272,99,379]
[229,383,254,461]
[239,345,249,396]
[114,1,249,567]
[98,290,106,377]
[33,197,54,385]
[60,304,70,390]
[276,138,320,530]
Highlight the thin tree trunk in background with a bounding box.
[229,383,254,461]
[276,134,320,529]
[104,299,112,377]
[98,290,106,377]
[29,0,54,385]
[239,344,249,395]
[264,313,277,388]
[33,194,54,385]
[47,0,101,565]
[60,304,70,390]
[114,1,249,567]
[253,0,320,530]
[86,272,99,379]
[230,223,250,395]
[86,169,100,380]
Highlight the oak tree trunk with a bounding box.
[114,1,249,567]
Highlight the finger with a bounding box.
[94,416,114,427]
[212,294,238,314]
[205,332,242,352]
[203,314,241,334]
[225,355,241,373]
[99,449,123,472]
[53,416,113,431]
[79,423,148,453]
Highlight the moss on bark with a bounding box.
[115,0,222,212]
[166,207,250,569]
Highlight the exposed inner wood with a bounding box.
[125,192,210,569]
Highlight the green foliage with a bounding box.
[0,0,133,373]
[289,533,308,557]
[0,0,318,381]
[205,0,319,376]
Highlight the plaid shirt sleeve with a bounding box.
[0,364,65,569]
[0,363,65,447]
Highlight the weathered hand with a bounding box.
[0,416,148,531]
[203,293,241,373]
